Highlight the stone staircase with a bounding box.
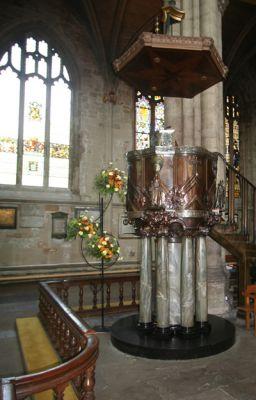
[210,154,256,305]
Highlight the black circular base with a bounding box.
[180,325,199,337]
[196,320,211,334]
[111,314,235,360]
[169,324,181,336]
[137,321,154,333]
[153,326,172,339]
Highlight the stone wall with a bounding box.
[0,0,139,277]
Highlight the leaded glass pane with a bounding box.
[26,37,36,52]
[225,117,230,164]
[22,76,46,186]
[136,133,150,150]
[38,40,48,57]
[0,68,19,184]
[225,95,240,197]
[49,79,71,188]
[0,52,8,67]
[63,66,69,81]
[11,44,21,71]
[49,158,69,188]
[25,55,35,74]
[136,95,151,134]
[155,101,164,132]
[135,91,165,150]
[51,53,61,79]
[38,58,47,78]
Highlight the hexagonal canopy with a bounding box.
[113,33,228,98]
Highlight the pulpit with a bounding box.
[126,132,221,336]
[111,1,235,359]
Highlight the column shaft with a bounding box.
[195,236,208,324]
[167,239,182,327]
[181,237,195,330]
[139,237,152,326]
[156,237,169,330]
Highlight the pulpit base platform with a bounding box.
[111,314,235,360]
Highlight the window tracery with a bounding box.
[135,91,164,150]
[0,35,72,188]
[225,95,240,197]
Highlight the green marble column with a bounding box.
[156,236,169,333]
[167,238,182,328]
[195,235,208,327]
[138,236,153,329]
[181,237,195,333]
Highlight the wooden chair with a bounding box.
[237,284,256,336]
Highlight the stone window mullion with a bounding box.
[16,39,26,186]
[43,49,52,188]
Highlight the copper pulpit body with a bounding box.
[126,133,224,338]
[127,145,219,236]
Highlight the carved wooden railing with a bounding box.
[49,271,140,317]
[211,154,256,303]
[1,282,99,400]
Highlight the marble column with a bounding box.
[195,235,208,329]
[156,236,169,333]
[138,236,153,329]
[181,236,195,333]
[167,237,182,330]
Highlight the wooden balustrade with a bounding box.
[218,153,256,242]
[1,282,99,400]
[48,272,140,317]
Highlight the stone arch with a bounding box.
[0,21,80,90]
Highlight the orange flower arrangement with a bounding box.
[67,163,124,262]
[88,233,120,260]
[67,214,98,240]
[95,163,127,201]
[67,214,120,262]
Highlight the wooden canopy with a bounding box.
[113,33,228,98]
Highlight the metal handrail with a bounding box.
[215,152,256,244]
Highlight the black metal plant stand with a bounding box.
[98,195,108,332]
[80,193,119,332]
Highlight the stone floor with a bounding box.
[0,283,256,400]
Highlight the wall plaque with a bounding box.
[118,214,135,238]
[52,212,68,239]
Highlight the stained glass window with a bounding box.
[225,95,240,197]
[135,91,164,150]
[0,35,72,188]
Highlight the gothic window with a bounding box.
[224,95,240,197]
[0,35,72,188]
[135,91,164,150]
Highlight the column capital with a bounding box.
[218,0,229,15]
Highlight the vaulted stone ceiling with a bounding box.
[64,0,162,78]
